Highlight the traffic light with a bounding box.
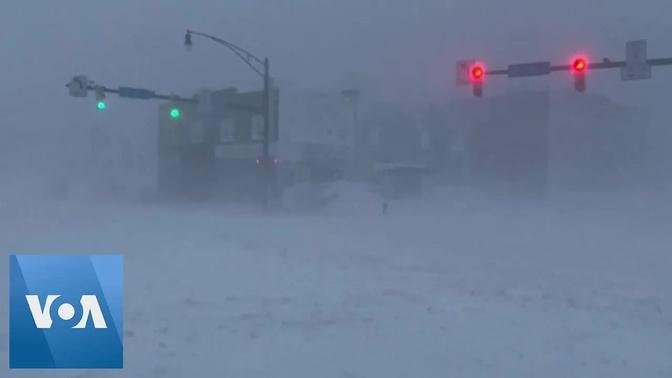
[169,107,181,120]
[184,31,193,51]
[571,57,588,92]
[470,63,486,97]
[471,65,485,81]
[94,86,107,110]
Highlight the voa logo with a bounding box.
[26,294,108,329]
[10,255,124,369]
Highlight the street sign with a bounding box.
[67,76,90,97]
[456,59,475,86]
[507,62,551,78]
[118,86,156,99]
[621,40,652,81]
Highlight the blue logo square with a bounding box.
[9,255,124,369]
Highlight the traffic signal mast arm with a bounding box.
[459,40,672,97]
[67,76,272,113]
[483,57,672,77]
[96,85,196,103]
[66,78,197,104]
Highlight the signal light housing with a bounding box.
[571,57,588,93]
[471,65,485,81]
[470,63,485,97]
[94,86,107,111]
[572,58,587,73]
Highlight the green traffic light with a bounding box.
[97,101,107,110]
[170,108,181,119]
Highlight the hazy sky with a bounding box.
[2,1,672,170]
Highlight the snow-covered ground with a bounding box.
[1,185,672,377]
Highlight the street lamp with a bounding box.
[183,29,271,161]
[184,29,274,206]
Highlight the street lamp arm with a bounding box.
[187,29,265,78]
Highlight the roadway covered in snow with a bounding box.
[1,187,671,377]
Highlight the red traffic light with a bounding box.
[470,64,485,81]
[570,57,588,92]
[468,63,485,97]
[572,58,588,73]
[571,57,589,93]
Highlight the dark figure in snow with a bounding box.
[382,201,389,215]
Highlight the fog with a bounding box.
[3,1,672,183]
[2,1,672,377]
